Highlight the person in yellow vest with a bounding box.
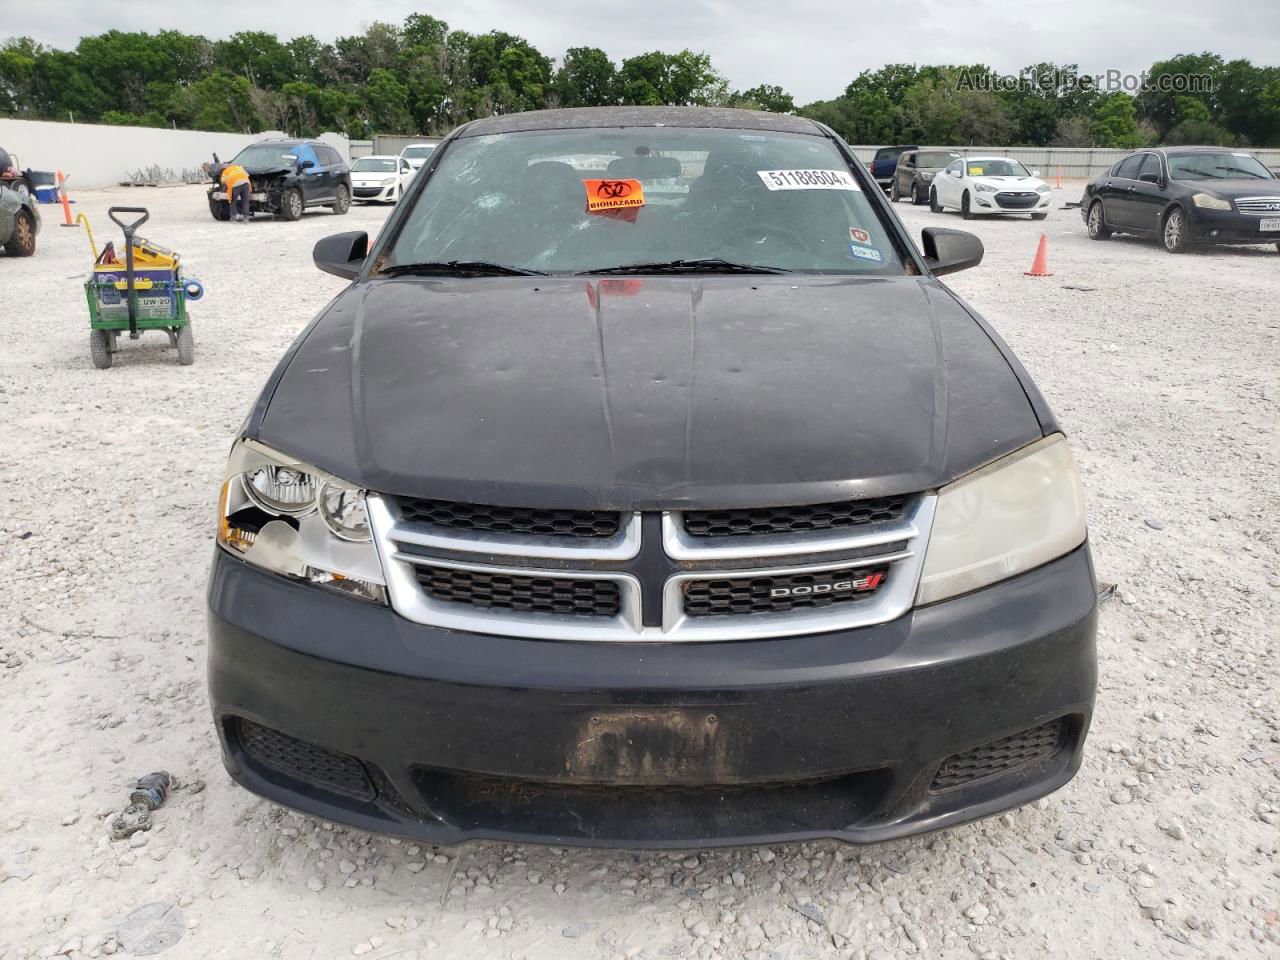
[220,163,251,222]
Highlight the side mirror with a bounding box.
[299,159,315,170]
[313,231,368,280]
[950,169,962,178]
[921,227,984,277]
[1033,169,1042,177]
[1139,173,1161,185]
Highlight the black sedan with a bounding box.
[1082,146,1280,253]
[209,106,1096,848]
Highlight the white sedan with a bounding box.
[929,156,1052,220]
[399,143,437,171]
[350,155,415,204]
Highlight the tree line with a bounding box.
[1,17,1277,149]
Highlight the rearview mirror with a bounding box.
[921,227,984,277]
[314,231,368,280]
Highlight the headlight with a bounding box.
[1036,184,1051,194]
[217,439,386,603]
[1192,193,1231,210]
[381,177,396,187]
[921,171,935,180]
[917,435,1086,605]
[973,182,998,193]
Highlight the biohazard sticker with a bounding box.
[757,169,859,191]
[583,178,645,212]
[849,227,872,245]
[848,244,883,263]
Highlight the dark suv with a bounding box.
[207,139,351,221]
[891,149,961,205]
[208,107,1097,848]
[869,144,919,191]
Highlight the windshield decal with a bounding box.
[583,178,645,212]
[848,244,883,263]
[968,166,984,175]
[849,227,872,245]
[757,169,859,191]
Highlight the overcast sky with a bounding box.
[14,0,1280,104]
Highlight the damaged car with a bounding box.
[208,106,1098,848]
[0,181,39,256]
[207,139,351,221]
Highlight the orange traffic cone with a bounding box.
[1025,234,1053,276]
[57,170,76,227]
[1055,165,1062,190]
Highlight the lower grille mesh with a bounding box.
[930,718,1068,792]
[415,565,621,617]
[236,718,374,800]
[683,566,887,617]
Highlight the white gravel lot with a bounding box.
[1,183,1277,960]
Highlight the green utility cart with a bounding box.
[85,207,203,369]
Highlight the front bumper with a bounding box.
[1186,206,1280,244]
[352,182,396,202]
[974,192,1052,214]
[207,544,1098,848]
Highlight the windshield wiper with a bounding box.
[578,258,790,276]
[381,260,547,277]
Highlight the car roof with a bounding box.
[964,156,1021,163]
[357,154,401,160]
[400,143,436,148]
[1156,145,1256,155]
[459,106,826,139]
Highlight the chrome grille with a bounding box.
[415,565,621,616]
[683,566,888,616]
[370,493,934,642]
[398,497,621,538]
[681,496,908,537]
[1234,196,1280,216]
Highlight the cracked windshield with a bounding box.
[384,128,905,274]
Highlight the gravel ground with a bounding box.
[1,184,1277,960]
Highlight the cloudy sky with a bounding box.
[15,0,1280,104]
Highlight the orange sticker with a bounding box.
[583,178,645,213]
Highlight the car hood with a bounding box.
[352,172,394,182]
[1176,178,1280,199]
[207,163,293,182]
[973,176,1043,190]
[252,276,1044,510]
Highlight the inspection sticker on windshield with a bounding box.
[849,227,872,245]
[848,244,883,263]
[757,169,859,191]
[583,178,646,212]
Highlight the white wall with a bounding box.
[846,143,1280,179]
[0,118,351,189]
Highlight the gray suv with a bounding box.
[891,149,961,205]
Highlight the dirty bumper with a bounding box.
[207,546,1097,848]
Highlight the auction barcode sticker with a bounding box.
[757,169,859,191]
